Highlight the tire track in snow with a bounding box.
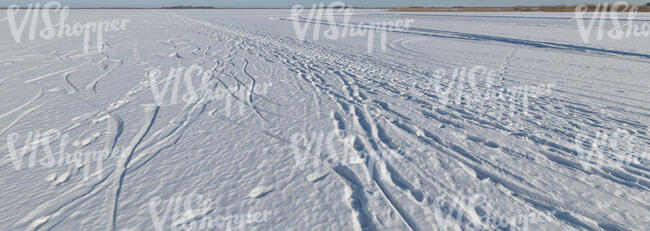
[24,60,91,84]
[62,70,79,93]
[0,60,63,85]
[242,59,256,105]
[0,103,44,136]
[86,59,123,93]
[105,114,124,158]
[277,17,650,61]
[352,105,422,231]
[0,86,43,121]
[240,58,270,122]
[110,105,158,230]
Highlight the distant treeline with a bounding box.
[161,6,217,9]
[538,4,650,12]
[392,4,650,12]
[2,4,649,11]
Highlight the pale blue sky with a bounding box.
[1,0,649,8]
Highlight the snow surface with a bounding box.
[0,9,649,231]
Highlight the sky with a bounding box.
[1,0,649,8]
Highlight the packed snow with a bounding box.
[0,8,649,231]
